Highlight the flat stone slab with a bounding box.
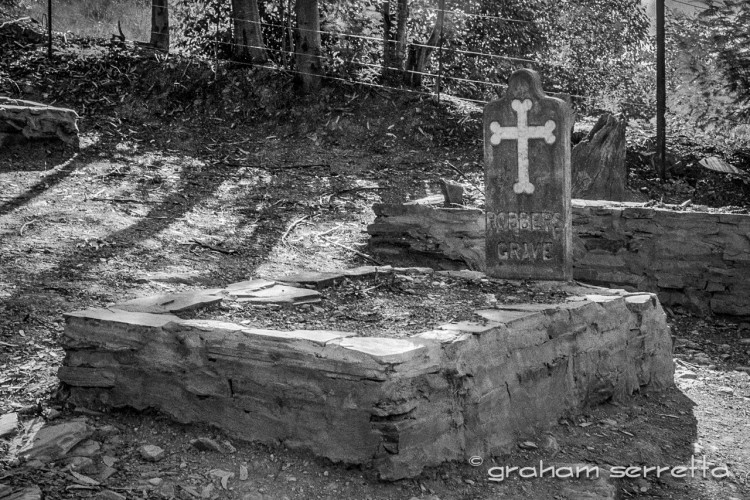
[0,412,18,438]
[114,290,222,314]
[275,271,345,288]
[0,484,43,500]
[223,279,276,294]
[275,266,397,286]
[336,337,427,363]
[65,308,179,327]
[18,419,92,463]
[243,328,354,346]
[234,284,321,305]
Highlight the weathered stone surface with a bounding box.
[18,419,92,463]
[223,279,276,293]
[0,96,79,147]
[114,289,222,314]
[59,287,673,480]
[439,178,464,206]
[62,308,180,351]
[274,271,345,288]
[336,337,427,363]
[0,412,18,438]
[240,327,353,346]
[368,201,750,317]
[368,203,485,270]
[68,439,101,458]
[139,444,165,462]
[484,69,573,281]
[0,484,43,500]
[571,113,628,201]
[233,284,321,305]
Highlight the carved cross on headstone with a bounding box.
[489,99,557,195]
[484,69,573,281]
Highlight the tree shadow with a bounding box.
[0,150,285,310]
[0,143,80,218]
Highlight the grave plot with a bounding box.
[58,265,673,479]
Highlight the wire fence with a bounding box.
[40,0,671,115]
[142,11,659,113]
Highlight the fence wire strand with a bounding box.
[146,11,658,111]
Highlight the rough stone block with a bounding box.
[0,412,18,438]
[0,96,79,146]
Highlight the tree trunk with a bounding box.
[404,0,444,87]
[294,0,322,93]
[382,0,409,83]
[150,0,169,52]
[231,0,268,63]
[381,1,393,81]
[571,113,628,201]
[394,0,409,69]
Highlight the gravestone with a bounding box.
[484,69,573,280]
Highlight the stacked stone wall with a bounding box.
[368,200,750,316]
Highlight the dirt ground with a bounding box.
[1,34,750,500]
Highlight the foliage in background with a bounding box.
[173,0,233,57]
[427,0,652,117]
[16,0,150,40]
[695,0,750,119]
[7,0,748,157]
[165,0,652,117]
[668,3,750,154]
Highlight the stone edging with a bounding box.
[58,266,674,479]
[368,200,750,317]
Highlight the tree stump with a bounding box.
[571,113,626,201]
[0,97,79,147]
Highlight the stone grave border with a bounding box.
[368,200,750,318]
[59,265,674,479]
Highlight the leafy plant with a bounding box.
[668,4,750,154]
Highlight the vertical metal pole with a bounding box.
[435,32,443,103]
[214,15,219,79]
[47,0,52,58]
[656,0,666,182]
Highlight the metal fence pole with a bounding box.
[435,32,443,103]
[656,0,666,182]
[47,0,52,58]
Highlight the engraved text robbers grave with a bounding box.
[484,69,573,280]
